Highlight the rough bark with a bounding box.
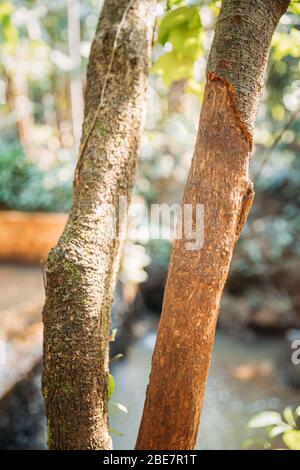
[136,0,290,450]
[42,0,156,450]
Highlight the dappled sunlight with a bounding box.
[0,0,299,452]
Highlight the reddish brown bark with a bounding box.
[136,0,290,450]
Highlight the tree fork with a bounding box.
[136,0,290,450]
[42,0,156,450]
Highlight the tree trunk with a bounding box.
[42,0,156,450]
[6,67,34,151]
[136,0,290,450]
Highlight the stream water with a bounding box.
[0,328,299,449]
[111,328,299,450]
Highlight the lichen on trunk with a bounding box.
[42,0,156,450]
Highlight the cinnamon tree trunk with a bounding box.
[42,0,156,450]
[136,0,290,450]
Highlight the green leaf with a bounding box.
[158,6,201,46]
[166,0,185,12]
[108,373,115,401]
[283,406,296,427]
[0,2,14,18]
[168,27,202,60]
[0,2,18,50]
[248,411,283,428]
[283,430,300,450]
[272,29,300,60]
[269,424,292,438]
[152,51,194,85]
[153,5,203,86]
[289,2,300,15]
[109,328,118,342]
[110,427,124,437]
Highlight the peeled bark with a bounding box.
[136,0,290,450]
[42,0,156,450]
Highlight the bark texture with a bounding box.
[136,0,290,450]
[42,0,156,450]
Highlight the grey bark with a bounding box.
[42,0,156,450]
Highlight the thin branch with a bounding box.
[41,260,47,292]
[254,103,300,184]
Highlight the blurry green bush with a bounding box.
[0,140,73,212]
[246,405,300,450]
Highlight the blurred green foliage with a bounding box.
[246,406,300,450]
[153,5,203,86]
[0,2,18,50]
[0,140,73,212]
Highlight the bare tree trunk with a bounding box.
[6,66,34,151]
[42,0,156,450]
[136,0,290,450]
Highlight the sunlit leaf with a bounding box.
[153,5,203,86]
[108,373,115,400]
[272,29,300,60]
[269,424,292,438]
[283,406,296,427]
[166,0,185,12]
[0,2,14,18]
[110,401,128,414]
[110,353,123,364]
[158,6,201,45]
[283,430,300,450]
[0,1,18,51]
[110,328,118,342]
[248,411,283,428]
[152,51,194,85]
[289,2,300,15]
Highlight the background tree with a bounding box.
[136,0,291,450]
[42,0,156,450]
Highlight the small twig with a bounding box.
[254,104,300,184]
[41,260,47,292]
